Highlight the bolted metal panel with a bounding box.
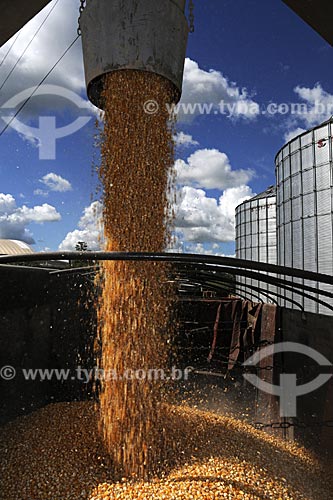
[275,118,333,315]
[235,187,277,304]
[80,0,189,109]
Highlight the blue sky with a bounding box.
[0,0,332,254]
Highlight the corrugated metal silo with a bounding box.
[235,187,277,303]
[275,118,333,315]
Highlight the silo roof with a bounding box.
[235,186,276,213]
[248,185,276,201]
[0,239,34,255]
[275,116,333,161]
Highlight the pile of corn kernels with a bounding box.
[0,401,331,500]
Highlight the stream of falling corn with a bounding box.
[97,70,177,479]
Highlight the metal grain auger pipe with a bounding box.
[80,0,189,109]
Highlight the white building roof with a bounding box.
[0,239,34,255]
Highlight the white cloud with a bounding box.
[293,83,333,127]
[0,194,16,213]
[0,0,101,130]
[0,4,257,144]
[39,172,72,192]
[166,235,232,256]
[175,185,254,243]
[283,84,333,142]
[183,242,234,257]
[179,58,260,123]
[281,83,333,144]
[173,146,255,248]
[33,188,48,197]
[59,201,103,251]
[284,127,307,144]
[175,149,254,190]
[0,0,84,96]
[0,193,61,243]
[174,132,199,147]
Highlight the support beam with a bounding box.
[282,0,333,46]
[1,0,52,48]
